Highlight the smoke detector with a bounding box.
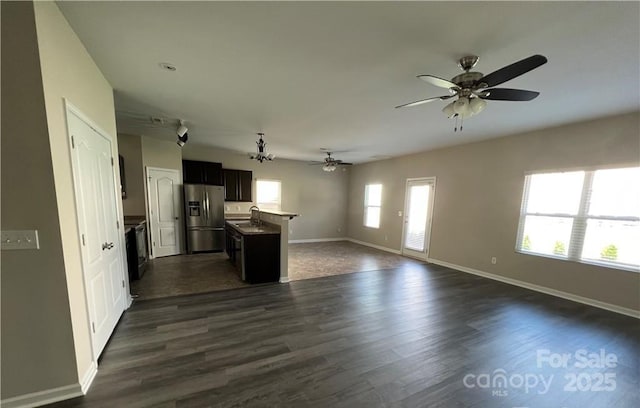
[158,62,177,72]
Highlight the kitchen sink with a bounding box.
[230,221,270,233]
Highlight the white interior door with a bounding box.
[147,167,181,258]
[67,106,126,359]
[402,178,436,260]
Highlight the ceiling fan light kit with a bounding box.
[397,54,548,131]
[310,152,353,173]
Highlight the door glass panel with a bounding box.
[404,185,430,251]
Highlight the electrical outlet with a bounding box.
[491,257,497,264]
[384,235,388,241]
[337,227,342,233]
[398,211,403,217]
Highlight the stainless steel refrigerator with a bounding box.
[184,184,225,253]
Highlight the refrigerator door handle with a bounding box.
[206,190,210,222]
[203,189,209,221]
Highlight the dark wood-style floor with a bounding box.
[49,264,639,408]
[131,242,423,300]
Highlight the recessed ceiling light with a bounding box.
[158,62,177,72]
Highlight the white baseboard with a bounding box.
[0,384,82,408]
[279,277,290,283]
[80,361,98,394]
[347,238,401,255]
[288,238,347,244]
[427,258,640,319]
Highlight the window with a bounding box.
[516,167,640,271]
[256,179,281,210]
[364,184,382,228]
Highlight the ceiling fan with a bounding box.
[396,54,547,130]
[310,152,353,172]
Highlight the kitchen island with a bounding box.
[225,208,299,283]
[225,220,281,283]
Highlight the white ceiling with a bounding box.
[58,1,639,163]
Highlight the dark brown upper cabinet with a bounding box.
[182,160,223,185]
[223,169,252,202]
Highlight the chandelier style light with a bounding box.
[249,133,275,163]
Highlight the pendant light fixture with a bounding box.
[249,133,275,163]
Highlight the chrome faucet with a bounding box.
[249,205,261,226]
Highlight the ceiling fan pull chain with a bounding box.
[454,115,458,132]
[460,116,464,132]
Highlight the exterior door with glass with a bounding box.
[402,178,436,260]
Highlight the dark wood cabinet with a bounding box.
[226,224,280,284]
[243,233,280,283]
[223,169,252,202]
[182,160,223,185]
[182,160,202,184]
[223,170,239,202]
[238,170,252,201]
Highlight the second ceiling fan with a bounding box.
[396,54,548,129]
[310,152,353,172]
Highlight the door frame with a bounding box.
[64,99,129,361]
[145,166,184,258]
[401,177,437,260]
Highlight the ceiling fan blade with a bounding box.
[338,162,353,166]
[478,55,547,88]
[395,95,452,109]
[308,161,324,165]
[417,75,459,89]
[480,88,540,101]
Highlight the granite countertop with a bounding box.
[259,209,299,218]
[225,220,281,236]
[123,217,146,234]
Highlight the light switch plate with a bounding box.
[1,230,40,250]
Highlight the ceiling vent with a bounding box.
[150,116,166,126]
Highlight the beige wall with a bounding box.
[37,0,121,392]
[0,1,79,398]
[348,112,640,311]
[141,136,183,172]
[118,133,145,216]
[182,144,350,241]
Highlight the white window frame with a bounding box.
[364,183,382,229]
[256,179,281,211]
[516,167,639,272]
